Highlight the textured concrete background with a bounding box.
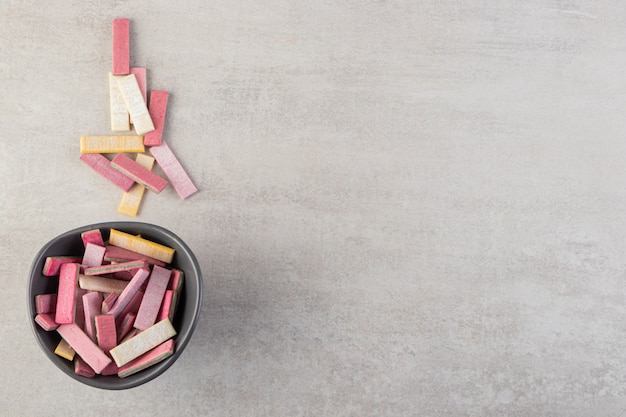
[2,0,626,415]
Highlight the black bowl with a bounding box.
[27,222,203,389]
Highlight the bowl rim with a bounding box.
[27,221,203,390]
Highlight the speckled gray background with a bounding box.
[3,1,626,416]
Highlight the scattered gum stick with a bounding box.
[57,323,112,374]
[130,67,147,103]
[80,135,145,154]
[148,141,198,199]
[134,265,171,330]
[117,74,155,135]
[80,274,129,294]
[104,244,167,267]
[95,315,117,352]
[111,153,168,194]
[112,18,130,75]
[54,338,76,361]
[35,313,59,331]
[102,292,119,314]
[109,72,130,131]
[110,318,177,367]
[108,268,150,318]
[81,229,104,247]
[74,356,96,378]
[108,229,175,263]
[84,260,147,276]
[42,256,82,276]
[118,153,155,217]
[82,243,106,267]
[82,292,103,341]
[80,153,136,192]
[35,294,57,314]
[156,290,173,322]
[118,339,175,378]
[55,263,79,324]
[143,90,168,146]
[118,312,136,341]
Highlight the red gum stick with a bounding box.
[109,268,150,318]
[148,141,198,199]
[55,263,79,324]
[35,294,57,314]
[82,243,106,267]
[81,229,105,247]
[110,153,168,193]
[57,323,112,374]
[80,153,136,192]
[134,266,171,330]
[82,292,103,341]
[104,245,166,267]
[84,260,147,276]
[35,313,59,331]
[112,18,130,75]
[42,256,82,276]
[118,339,175,378]
[144,91,168,146]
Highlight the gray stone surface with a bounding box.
[3,1,626,415]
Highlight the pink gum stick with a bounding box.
[74,356,95,378]
[81,229,105,247]
[104,245,166,267]
[42,256,82,276]
[35,294,57,314]
[108,268,150,318]
[57,323,112,374]
[102,292,119,314]
[82,243,106,267]
[118,339,175,378]
[143,90,168,146]
[82,292,103,341]
[148,141,197,199]
[130,67,147,102]
[80,153,136,192]
[112,18,130,75]
[35,313,59,331]
[55,263,79,324]
[111,153,168,193]
[134,265,171,330]
[156,290,174,322]
[95,314,117,351]
[95,314,120,376]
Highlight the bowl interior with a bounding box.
[28,222,202,390]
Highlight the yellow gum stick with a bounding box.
[80,135,145,153]
[108,229,175,263]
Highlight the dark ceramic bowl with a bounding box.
[27,222,203,389]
